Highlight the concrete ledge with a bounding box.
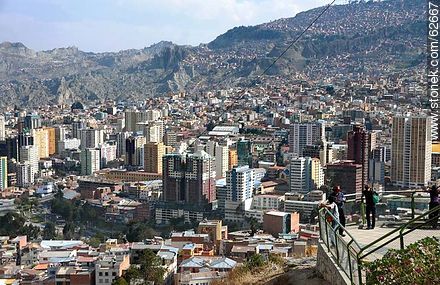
[317,241,352,285]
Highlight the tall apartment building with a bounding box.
[80,128,104,149]
[391,115,432,187]
[224,166,255,221]
[326,161,363,195]
[19,145,39,176]
[237,140,252,167]
[0,115,5,141]
[47,127,56,155]
[141,120,164,143]
[0,156,7,190]
[32,128,50,159]
[81,148,101,175]
[162,150,216,206]
[99,142,117,168]
[289,157,324,194]
[206,141,229,179]
[144,142,165,174]
[288,121,325,156]
[72,120,86,139]
[125,136,146,167]
[24,113,41,130]
[16,162,35,188]
[347,125,369,188]
[54,126,66,154]
[228,149,238,170]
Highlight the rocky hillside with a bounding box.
[0,0,426,107]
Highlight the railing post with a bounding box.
[411,192,416,219]
[334,225,340,263]
[325,216,330,251]
[347,240,354,283]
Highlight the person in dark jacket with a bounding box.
[428,185,439,229]
[362,184,376,229]
[329,185,346,236]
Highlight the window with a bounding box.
[112,272,116,276]
[105,272,109,276]
[99,272,103,276]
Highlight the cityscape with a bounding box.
[0,0,438,285]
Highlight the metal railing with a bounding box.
[318,204,440,285]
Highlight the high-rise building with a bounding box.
[228,149,238,170]
[16,163,35,188]
[237,140,252,167]
[144,142,165,174]
[80,128,104,149]
[32,128,49,159]
[81,148,101,175]
[206,141,229,179]
[0,115,5,141]
[18,133,33,148]
[19,145,39,176]
[55,126,66,154]
[0,137,18,160]
[141,121,164,143]
[391,116,432,187]
[46,127,56,155]
[125,110,148,132]
[224,166,255,221]
[347,125,368,188]
[72,120,86,139]
[116,132,131,158]
[326,161,363,195]
[162,150,216,206]
[164,131,177,148]
[99,142,117,168]
[24,113,41,130]
[289,121,325,156]
[289,157,324,194]
[125,135,146,167]
[0,156,8,190]
[226,166,254,202]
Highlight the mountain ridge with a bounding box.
[0,0,426,107]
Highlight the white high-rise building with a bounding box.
[289,157,324,194]
[19,145,39,176]
[99,143,117,168]
[16,163,35,187]
[206,141,229,179]
[146,109,161,121]
[81,148,101,175]
[224,166,255,222]
[0,115,5,141]
[391,115,432,187]
[141,121,164,143]
[80,129,104,149]
[289,122,325,156]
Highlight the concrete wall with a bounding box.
[316,242,351,285]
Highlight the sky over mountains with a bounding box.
[0,0,330,52]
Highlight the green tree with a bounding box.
[246,254,266,269]
[20,224,40,240]
[0,212,25,236]
[137,249,166,284]
[42,222,56,239]
[63,223,75,239]
[111,277,128,285]
[125,222,156,242]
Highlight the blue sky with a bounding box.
[0,0,330,52]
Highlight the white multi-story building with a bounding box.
[289,157,324,194]
[99,143,117,168]
[288,121,325,156]
[224,166,255,221]
[0,115,5,141]
[391,115,432,187]
[81,148,101,175]
[16,162,35,187]
[19,145,39,175]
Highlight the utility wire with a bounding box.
[259,0,337,77]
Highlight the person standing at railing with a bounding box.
[428,185,439,229]
[329,185,346,236]
[362,184,377,230]
[320,195,340,247]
